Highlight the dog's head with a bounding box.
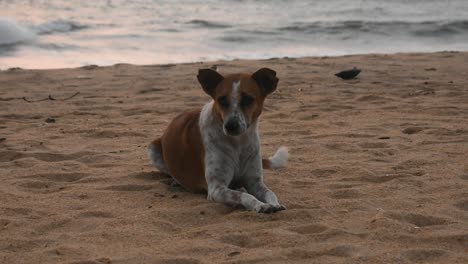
[197,68,278,137]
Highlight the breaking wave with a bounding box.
[278,20,468,37]
[34,19,88,35]
[0,18,35,46]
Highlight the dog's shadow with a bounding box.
[165,177,186,193]
[134,171,185,193]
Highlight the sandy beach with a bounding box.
[0,52,467,263]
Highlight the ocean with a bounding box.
[1,0,468,69]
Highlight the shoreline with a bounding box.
[1,51,467,263]
[1,50,466,71]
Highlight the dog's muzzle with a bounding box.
[224,118,243,136]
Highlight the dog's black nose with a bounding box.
[224,120,240,134]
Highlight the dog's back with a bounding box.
[149,109,207,192]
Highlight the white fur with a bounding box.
[199,100,285,213]
[148,143,169,174]
[268,146,289,169]
[222,80,247,136]
[231,80,240,106]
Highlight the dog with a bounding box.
[148,68,288,213]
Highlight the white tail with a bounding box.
[267,146,289,169]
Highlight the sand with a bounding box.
[0,52,467,264]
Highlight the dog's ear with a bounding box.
[252,68,279,95]
[197,69,224,96]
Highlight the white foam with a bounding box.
[0,17,35,46]
[34,19,87,35]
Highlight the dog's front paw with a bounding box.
[255,203,286,214]
[277,204,287,211]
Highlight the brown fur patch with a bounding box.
[159,109,207,192]
[211,74,267,125]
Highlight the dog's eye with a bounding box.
[240,95,254,107]
[217,96,229,108]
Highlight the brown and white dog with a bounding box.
[148,68,288,213]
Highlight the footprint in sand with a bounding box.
[321,245,359,257]
[220,234,268,248]
[426,128,468,137]
[357,95,388,102]
[26,173,88,183]
[329,189,361,199]
[288,224,328,234]
[101,184,154,191]
[44,245,90,259]
[340,174,405,184]
[78,211,114,218]
[402,127,425,135]
[59,258,110,264]
[35,218,72,234]
[18,181,57,190]
[1,207,41,216]
[131,171,169,181]
[160,259,201,264]
[137,86,164,95]
[325,143,360,153]
[121,108,167,117]
[329,104,354,110]
[0,218,11,227]
[297,113,319,121]
[152,221,181,233]
[287,245,358,259]
[77,154,115,165]
[392,159,430,172]
[311,168,337,178]
[4,239,54,253]
[16,173,89,193]
[87,130,147,138]
[327,183,364,189]
[269,112,291,119]
[454,200,468,211]
[401,249,446,262]
[342,133,376,138]
[0,150,95,163]
[358,142,390,149]
[31,152,89,162]
[289,180,315,187]
[0,150,24,162]
[0,113,42,120]
[386,212,447,227]
[78,105,119,112]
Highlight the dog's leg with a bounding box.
[205,165,280,213]
[148,138,170,175]
[244,179,285,211]
[244,154,286,211]
[241,152,286,211]
[208,184,281,213]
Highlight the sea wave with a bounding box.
[278,20,468,36]
[1,0,468,69]
[0,17,35,46]
[187,19,231,29]
[34,19,88,35]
